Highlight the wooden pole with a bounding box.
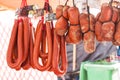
[73,44,76,80]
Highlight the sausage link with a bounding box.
[21,23,31,70]
[29,25,35,68]
[52,31,67,76]
[22,17,30,62]
[33,21,52,71]
[7,19,24,69]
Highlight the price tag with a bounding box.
[45,13,56,21]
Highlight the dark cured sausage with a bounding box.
[102,21,115,41]
[80,13,95,33]
[33,21,52,71]
[83,31,96,53]
[55,5,69,36]
[95,21,103,41]
[99,3,112,22]
[95,3,119,42]
[66,25,81,44]
[7,19,23,69]
[66,7,82,44]
[113,21,120,45]
[52,31,67,76]
[80,10,96,53]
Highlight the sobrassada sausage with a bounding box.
[66,7,82,44]
[56,5,64,19]
[80,12,96,53]
[95,21,103,41]
[113,21,120,45]
[102,21,115,41]
[80,13,95,33]
[112,7,119,23]
[83,31,96,53]
[95,3,119,42]
[99,3,112,22]
[55,5,69,36]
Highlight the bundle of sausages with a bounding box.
[55,3,96,53]
[55,5,69,36]
[95,3,119,42]
[7,0,67,77]
[7,17,34,70]
[32,17,67,76]
[32,19,53,71]
[66,6,82,44]
[80,11,96,53]
[7,1,120,77]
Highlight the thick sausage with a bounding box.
[113,21,120,45]
[102,21,115,41]
[66,7,82,44]
[112,7,119,23]
[56,5,64,19]
[99,3,112,22]
[95,3,119,42]
[68,7,79,24]
[55,5,69,36]
[67,25,81,44]
[80,11,96,53]
[83,31,96,53]
[80,13,95,33]
[55,17,68,36]
[95,21,103,41]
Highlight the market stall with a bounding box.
[0,0,120,80]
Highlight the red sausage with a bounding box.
[33,21,52,71]
[7,19,23,69]
[52,31,67,76]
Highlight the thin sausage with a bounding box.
[33,21,52,71]
[7,19,23,69]
[22,17,30,63]
[52,31,67,76]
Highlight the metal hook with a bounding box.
[64,0,69,6]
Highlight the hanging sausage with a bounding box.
[79,1,96,54]
[55,0,69,36]
[65,1,82,44]
[95,1,119,42]
[7,0,34,70]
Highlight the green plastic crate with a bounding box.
[80,61,120,80]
